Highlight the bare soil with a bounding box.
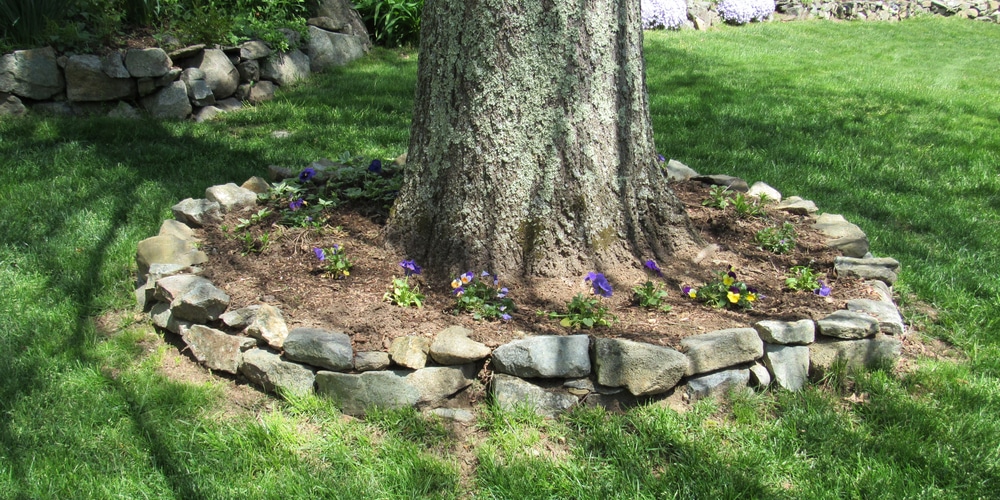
[197,180,880,353]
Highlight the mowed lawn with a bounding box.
[1,15,998,499]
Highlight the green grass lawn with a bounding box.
[1,16,998,499]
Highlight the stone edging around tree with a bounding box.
[134,159,907,419]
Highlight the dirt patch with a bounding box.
[197,180,876,352]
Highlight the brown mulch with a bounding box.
[197,180,880,354]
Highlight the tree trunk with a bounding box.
[386,0,699,280]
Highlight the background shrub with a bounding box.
[717,0,776,25]
[352,0,423,47]
[641,0,689,30]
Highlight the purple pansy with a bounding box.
[298,167,316,182]
[400,260,422,276]
[313,247,325,261]
[815,280,831,297]
[585,272,613,298]
[368,159,382,174]
[644,259,663,276]
[289,198,304,211]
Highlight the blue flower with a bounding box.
[497,287,509,299]
[585,272,613,298]
[644,259,663,276]
[313,247,325,261]
[298,167,316,182]
[289,198,304,211]
[368,159,382,174]
[657,154,666,163]
[815,280,831,297]
[501,313,512,322]
[400,260,422,276]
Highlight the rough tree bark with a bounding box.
[385,0,699,280]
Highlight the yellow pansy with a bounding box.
[727,291,741,303]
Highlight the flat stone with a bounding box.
[172,198,221,227]
[181,324,256,374]
[809,334,902,378]
[354,351,391,371]
[239,40,272,60]
[816,310,879,339]
[0,47,64,100]
[315,370,420,416]
[686,368,750,400]
[239,348,315,397]
[847,299,905,335]
[149,302,190,334]
[205,183,258,212]
[592,338,689,396]
[168,44,205,61]
[389,335,432,369]
[407,364,476,407]
[194,106,222,122]
[141,81,191,119]
[835,256,900,285]
[220,305,260,329]
[64,54,136,102]
[866,280,894,303]
[747,181,782,202]
[428,408,475,423]
[665,159,699,181]
[430,325,491,365]
[764,344,810,391]
[749,363,771,387]
[136,263,202,309]
[166,278,230,324]
[692,174,749,192]
[135,233,207,277]
[215,97,244,112]
[308,16,349,31]
[491,335,591,378]
[490,374,578,418]
[774,196,818,215]
[244,304,289,349]
[125,48,172,78]
[814,213,869,258]
[681,328,763,376]
[754,319,815,345]
[283,327,353,371]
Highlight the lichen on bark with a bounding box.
[386,0,700,280]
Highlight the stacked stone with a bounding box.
[0,1,370,119]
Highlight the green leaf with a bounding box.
[560,317,573,328]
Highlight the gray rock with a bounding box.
[136,77,156,96]
[491,335,591,378]
[136,263,203,309]
[155,67,182,87]
[215,97,244,112]
[316,370,419,416]
[168,44,206,61]
[239,41,272,60]
[29,101,72,116]
[239,348,315,397]
[107,101,140,119]
[261,49,311,86]
[141,81,192,119]
[430,326,491,365]
[748,363,772,387]
[125,48,172,78]
[308,16,349,31]
[693,174,750,192]
[813,213,869,258]
[0,47,64,99]
[0,92,26,116]
[244,304,289,349]
[181,325,256,374]
[763,344,810,391]
[592,338,689,396]
[220,305,261,329]
[241,176,270,194]
[354,351,391,371]
[245,80,276,104]
[747,181,782,202]
[681,328,763,375]
[314,0,372,45]
[162,277,230,324]
[428,408,475,423]
[158,216,196,239]
[389,335,432,369]
[306,27,368,72]
[283,327,353,371]
[665,159,699,181]
[774,196,818,215]
[135,233,207,277]
[754,319,815,345]
[187,49,239,99]
[834,256,900,285]
[149,302,190,334]
[171,198,222,227]
[809,334,902,378]
[64,55,136,102]
[816,310,879,339]
[185,77,216,107]
[194,106,222,122]
[686,368,750,400]
[205,183,258,212]
[847,299,905,335]
[237,59,260,83]
[99,52,130,78]
[490,374,578,418]
[407,364,476,406]
[866,280,894,303]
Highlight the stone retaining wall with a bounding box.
[135,161,907,418]
[685,0,997,29]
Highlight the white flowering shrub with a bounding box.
[717,0,775,25]
[641,0,689,30]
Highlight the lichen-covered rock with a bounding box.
[847,299,905,335]
[681,328,763,375]
[763,344,809,391]
[430,326,491,365]
[354,351,391,372]
[239,348,315,397]
[816,310,879,339]
[592,338,688,396]
[0,47,64,100]
[125,48,172,78]
[809,334,902,378]
[261,49,311,86]
[316,370,419,416]
[490,374,578,418]
[244,304,289,349]
[171,198,221,227]
[491,335,591,378]
[181,324,256,374]
[686,368,750,400]
[64,54,135,102]
[205,183,258,212]
[389,335,432,369]
[283,327,353,371]
[754,319,815,345]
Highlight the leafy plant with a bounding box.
[352,0,424,47]
[544,272,617,328]
[785,265,831,296]
[754,222,796,254]
[384,260,425,308]
[451,271,514,321]
[633,259,671,312]
[683,266,759,310]
[702,185,731,209]
[314,244,352,278]
[239,230,271,255]
[731,192,768,218]
[235,207,273,231]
